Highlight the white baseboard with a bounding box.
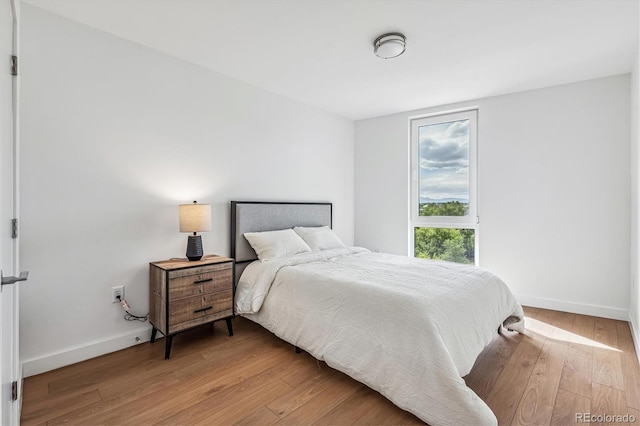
[516,294,629,321]
[21,326,153,377]
[630,315,640,366]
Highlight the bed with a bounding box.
[231,201,524,425]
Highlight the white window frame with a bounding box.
[409,109,478,263]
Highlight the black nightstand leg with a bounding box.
[164,335,173,359]
[150,327,157,343]
[225,318,234,336]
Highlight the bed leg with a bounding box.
[295,346,301,354]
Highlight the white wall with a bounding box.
[356,75,630,320]
[630,6,640,357]
[19,5,354,375]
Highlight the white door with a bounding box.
[0,0,20,424]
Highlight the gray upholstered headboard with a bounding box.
[230,201,332,283]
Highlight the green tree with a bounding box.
[442,237,468,263]
[419,201,468,217]
[414,227,474,264]
[461,229,475,262]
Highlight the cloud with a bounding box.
[418,138,468,170]
[420,158,468,170]
[420,169,469,198]
[418,120,469,171]
[418,119,470,199]
[445,120,469,139]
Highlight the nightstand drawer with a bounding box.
[168,268,232,301]
[168,289,233,327]
[168,307,234,334]
[168,262,230,279]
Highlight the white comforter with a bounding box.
[235,247,524,425]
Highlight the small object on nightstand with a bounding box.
[148,255,234,359]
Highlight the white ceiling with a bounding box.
[23,0,639,120]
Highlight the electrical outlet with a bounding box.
[112,286,124,304]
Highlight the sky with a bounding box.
[418,119,469,202]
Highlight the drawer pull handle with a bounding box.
[193,278,213,284]
[194,306,213,314]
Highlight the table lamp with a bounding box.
[179,201,212,261]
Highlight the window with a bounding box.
[410,110,478,264]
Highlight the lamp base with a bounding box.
[186,235,203,261]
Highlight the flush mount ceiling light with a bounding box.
[373,32,406,59]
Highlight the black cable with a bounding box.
[124,311,149,322]
[116,294,149,322]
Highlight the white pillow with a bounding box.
[244,229,311,261]
[293,226,345,251]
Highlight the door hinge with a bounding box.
[11,55,17,76]
[11,219,17,239]
[11,381,17,401]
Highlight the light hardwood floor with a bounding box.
[21,307,640,425]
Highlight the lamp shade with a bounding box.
[179,202,212,233]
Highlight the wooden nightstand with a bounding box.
[149,255,234,359]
